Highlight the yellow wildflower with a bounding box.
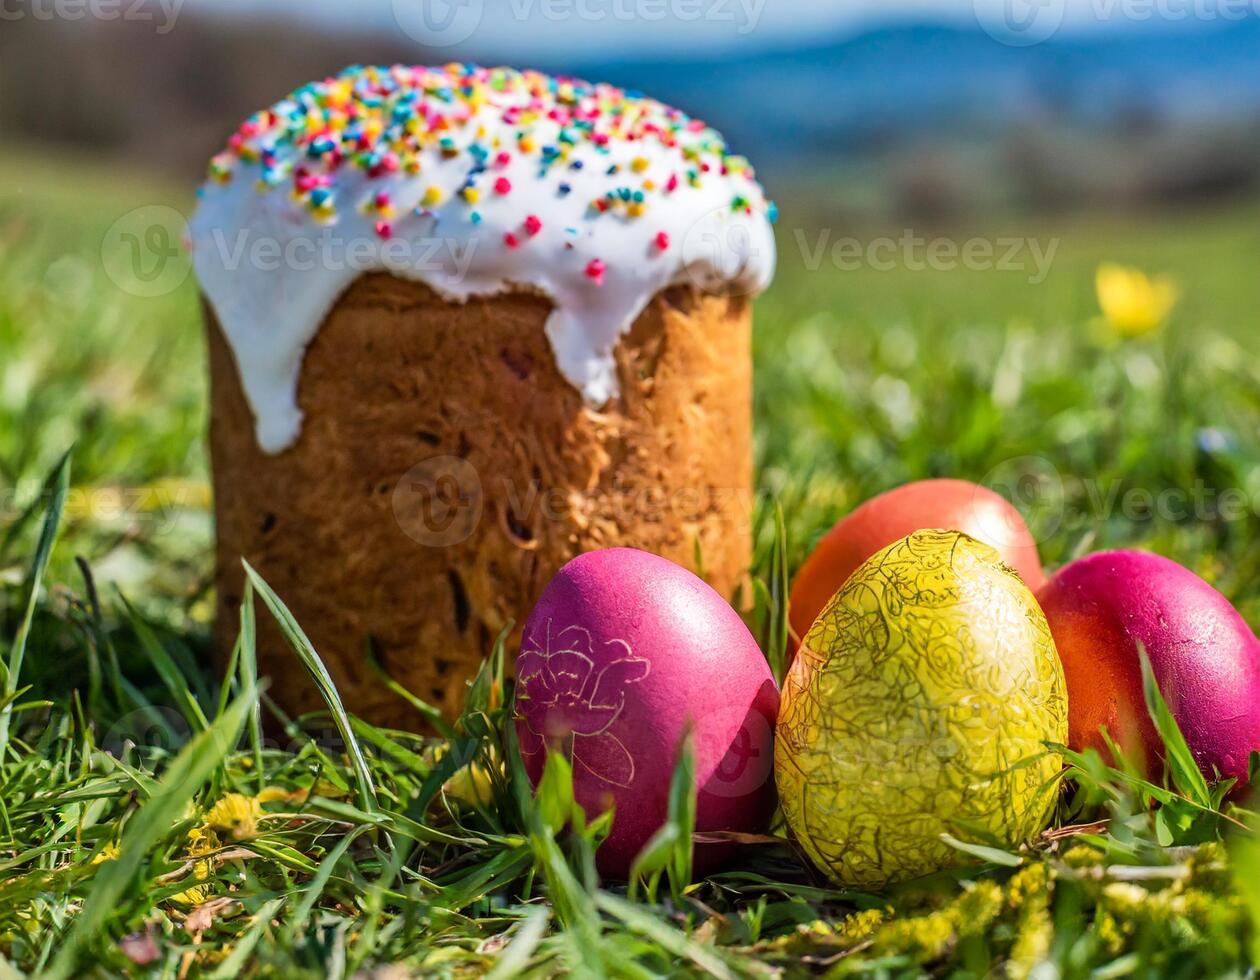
[308,777,350,800]
[443,758,496,808]
[1008,905,1053,980]
[170,827,221,906]
[187,826,221,883]
[205,793,261,840]
[955,881,1003,938]
[171,884,212,907]
[188,825,220,857]
[834,908,886,945]
[254,786,292,805]
[1061,843,1105,869]
[91,841,121,865]
[422,742,499,808]
[874,909,955,960]
[1095,263,1179,338]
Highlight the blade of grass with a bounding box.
[629,727,696,904]
[767,502,790,685]
[0,451,70,756]
[939,833,1024,867]
[243,560,377,815]
[237,582,265,790]
[1137,641,1212,807]
[117,591,209,734]
[1230,825,1260,963]
[365,637,454,738]
[529,831,605,976]
[284,825,373,942]
[486,905,551,980]
[536,751,575,836]
[595,891,735,980]
[45,681,257,980]
[208,897,286,980]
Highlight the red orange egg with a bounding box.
[789,479,1045,651]
[1037,550,1260,788]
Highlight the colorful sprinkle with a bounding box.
[655,231,670,251]
[201,64,774,251]
[585,258,606,284]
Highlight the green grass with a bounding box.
[1,147,1260,976]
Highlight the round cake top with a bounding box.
[204,63,777,232]
[191,64,777,453]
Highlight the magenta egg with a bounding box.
[513,548,780,878]
[1037,549,1260,788]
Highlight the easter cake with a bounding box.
[192,65,777,724]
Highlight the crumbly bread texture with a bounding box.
[208,273,753,726]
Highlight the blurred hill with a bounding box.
[566,17,1260,217]
[573,18,1260,157]
[1,9,1257,219]
[0,14,424,180]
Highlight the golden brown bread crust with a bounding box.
[207,273,753,727]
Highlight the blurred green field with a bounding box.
[1,148,1259,976]
[3,148,1257,614]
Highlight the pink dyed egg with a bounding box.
[513,548,780,878]
[1038,550,1260,788]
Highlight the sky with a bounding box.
[193,0,1231,58]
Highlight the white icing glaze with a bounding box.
[190,66,776,454]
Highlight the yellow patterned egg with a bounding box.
[776,529,1067,887]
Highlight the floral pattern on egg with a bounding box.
[515,623,650,788]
